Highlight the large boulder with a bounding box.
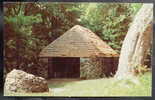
[4,69,49,93]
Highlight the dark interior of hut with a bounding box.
[47,57,119,79]
[48,57,80,78]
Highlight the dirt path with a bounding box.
[47,78,83,84]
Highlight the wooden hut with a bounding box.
[39,25,119,79]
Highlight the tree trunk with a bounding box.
[114,4,153,79]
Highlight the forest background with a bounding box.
[4,3,143,76]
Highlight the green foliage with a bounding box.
[130,3,143,15]
[133,65,151,75]
[4,3,44,74]
[79,3,138,53]
[4,3,143,76]
[4,2,82,75]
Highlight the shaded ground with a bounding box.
[48,72,151,96]
[47,78,83,88]
[4,72,152,96]
[47,78,83,95]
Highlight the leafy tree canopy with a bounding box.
[4,2,142,75]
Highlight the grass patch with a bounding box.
[5,72,152,97]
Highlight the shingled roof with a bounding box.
[39,25,118,57]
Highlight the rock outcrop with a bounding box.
[4,69,49,93]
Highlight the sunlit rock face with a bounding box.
[80,57,118,79]
[80,57,103,79]
[4,69,49,93]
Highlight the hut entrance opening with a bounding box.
[48,57,80,78]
